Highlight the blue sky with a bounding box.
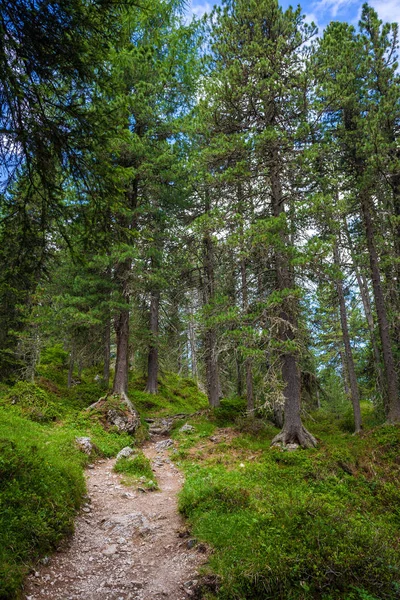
[189,0,400,33]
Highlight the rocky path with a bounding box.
[24,439,206,600]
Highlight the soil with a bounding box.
[24,438,207,600]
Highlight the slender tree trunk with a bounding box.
[202,223,220,408]
[236,353,243,397]
[344,218,385,397]
[269,154,316,448]
[146,290,160,394]
[360,190,400,421]
[240,258,254,412]
[111,180,139,402]
[340,348,350,397]
[333,241,362,432]
[113,277,130,397]
[188,306,198,380]
[68,343,75,389]
[103,319,111,388]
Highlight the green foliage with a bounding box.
[40,344,69,366]
[0,381,63,422]
[128,372,208,417]
[0,408,85,597]
[178,411,400,600]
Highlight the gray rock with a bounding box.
[179,423,195,433]
[102,544,118,556]
[75,437,93,455]
[107,409,140,434]
[155,439,174,451]
[116,446,135,460]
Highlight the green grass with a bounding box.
[128,372,208,417]
[114,451,158,490]
[177,401,400,600]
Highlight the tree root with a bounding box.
[271,425,317,449]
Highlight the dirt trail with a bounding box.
[24,438,206,600]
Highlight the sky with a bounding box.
[189,0,400,33]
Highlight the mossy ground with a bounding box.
[1,361,399,600]
[0,363,200,599]
[174,399,400,600]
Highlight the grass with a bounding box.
[0,365,202,597]
[2,360,399,600]
[176,398,400,600]
[128,371,208,417]
[114,451,158,490]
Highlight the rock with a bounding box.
[107,409,140,434]
[285,443,299,452]
[155,439,174,451]
[187,538,197,549]
[179,423,195,433]
[75,437,94,455]
[82,506,91,513]
[116,446,135,460]
[102,544,118,556]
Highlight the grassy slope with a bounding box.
[173,400,400,600]
[0,367,205,599]
[2,365,399,600]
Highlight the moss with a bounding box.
[128,371,208,417]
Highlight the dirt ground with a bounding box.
[24,438,207,600]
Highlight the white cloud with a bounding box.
[311,0,356,19]
[190,1,214,19]
[368,0,400,25]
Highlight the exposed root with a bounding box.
[86,393,140,434]
[271,425,317,449]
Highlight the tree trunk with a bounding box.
[360,190,400,422]
[202,226,220,408]
[269,155,316,448]
[340,348,350,397]
[240,257,254,413]
[236,353,243,397]
[145,290,160,394]
[344,218,385,398]
[188,305,198,381]
[333,241,362,432]
[68,343,75,389]
[112,284,130,397]
[103,318,111,388]
[111,180,138,403]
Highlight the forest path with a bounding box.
[24,438,205,600]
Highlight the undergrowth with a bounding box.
[0,362,200,598]
[177,398,400,600]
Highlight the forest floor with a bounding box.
[23,437,207,600]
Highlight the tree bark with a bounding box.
[103,318,111,388]
[188,305,198,381]
[269,155,316,448]
[360,190,400,422]
[343,218,385,398]
[68,343,75,389]
[111,180,139,403]
[333,241,362,432]
[202,223,220,408]
[240,258,254,412]
[145,290,160,394]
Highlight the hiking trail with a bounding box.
[24,437,206,600]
